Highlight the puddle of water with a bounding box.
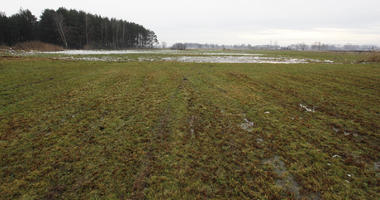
[263,156,301,199]
[263,156,321,200]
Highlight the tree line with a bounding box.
[0,8,158,49]
[172,42,378,51]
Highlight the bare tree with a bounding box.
[85,14,88,46]
[53,13,68,48]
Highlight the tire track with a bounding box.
[131,74,185,199]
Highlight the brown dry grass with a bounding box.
[357,52,380,63]
[13,41,63,51]
[0,45,10,50]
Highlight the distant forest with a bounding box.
[174,43,379,51]
[0,8,158,49]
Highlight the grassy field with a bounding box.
[0,51,379,199]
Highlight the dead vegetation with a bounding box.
[0,45,10,50]
[357,52,380,63]
[13,41,63,51]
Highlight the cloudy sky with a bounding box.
[2,0,380,45]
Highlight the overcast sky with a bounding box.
[2,0,380,45]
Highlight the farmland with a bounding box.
[0,51,379,199]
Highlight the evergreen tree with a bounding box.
[1,7,158,49]
[0,12,8,45]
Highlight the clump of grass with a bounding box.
[13,41,63,51]
[357,52,380,63]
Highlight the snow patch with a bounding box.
[299,104,315,112]
[42,49,181,55]
[162,56,310,64]
[332,154,341,158]
[40,50,264,56]
[240,118,254,132]
[162,56,334,64]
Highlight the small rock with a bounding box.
[344,131,351,136]
[264,111,270,114]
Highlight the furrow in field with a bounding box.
[130,69,184,199]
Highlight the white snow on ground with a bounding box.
[161,56,328,64]
[200,52,263,56]
[299,104,315,112]
[52,55,333,64]
[5,49,334,64]
[58,56,124,62]
[39,49,264,56]
[41,49,180,55]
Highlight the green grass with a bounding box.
[0,53,379,199]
